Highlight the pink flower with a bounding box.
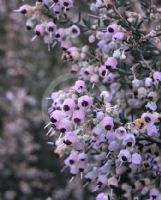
[150,188,160,199]
[58,119,72,133]
[92,124,104,136]
[97,175,108,187]
[153,71,161,81]
[90,74,99,83]
[34,24,45,36]
[14,5,33,14]
[123,134,136,147]
[112,32,124,42]
[64,152,78,166]
[73,80,86,92]
[55,28,65,41]
[70,164,79,176]
[45,21,56,33]
[63,131,78,145]
[78,161,86,172]
[96,193,108,200]
[99,65,109,78]
[85,170,97,182]
[107,24,119,34]
[72,110,85,124]
[83,65,94,76]
[141,112,154,124]
[50,110,63,124]
[105,57,118,69]
[78,95,93,109]
[62,98,76,111]
[101,116,114,131]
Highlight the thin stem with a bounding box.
[138,134,161,147]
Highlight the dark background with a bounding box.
[0,1,87,199]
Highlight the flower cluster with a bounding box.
[46,79,161,199]
[17,0,161,199]
[15,1,79,50]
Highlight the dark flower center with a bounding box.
[102,70,106,76]
[63,105,70,111]
[55,33,60,38]
[72,28,78,34]
[48,27,54,32]
[127,141,132,147]
[69,160,74,164]
[21,9,27,14]
[84,71,90,75]
[63,140,72,145]
[60,128,66,133]
[74,118,81,123]
[144,116,151,123]
[64,2,69,7]
[122,156,128,162]
[82,101,88,107]
[105,125,111,131]
[79,168,84,172]
[108,27,114,33]
[51,117,57,123]
[106,65,111,69]
[36,31,40,36]
[97,182,103,188]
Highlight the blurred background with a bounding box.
[0,0,88,199]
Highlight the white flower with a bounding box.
[113,49,121,58]
[132,153,142,165]
[146,101,157,111]
[118,149,132,162]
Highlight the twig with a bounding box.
[138,133,161,147]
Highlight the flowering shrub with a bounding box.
[17,0,161,199]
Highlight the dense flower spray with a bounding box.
[17,0,161,199]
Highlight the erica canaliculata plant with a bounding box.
[16,0,161,199]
